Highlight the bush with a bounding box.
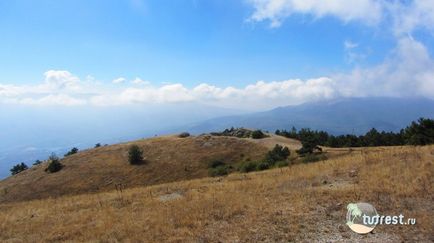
[128,145,144,165]
[302,153,328,163]
[95,143,101,148]
[265,144,290,165]
[251,130,266,139]
[256,161,270,171]
[178,132,190,138]
[275,160,289,168]
[45,154,63,173]
[297,138,322,156]
[33,160,42,166]
[208,159,225,169]
[208,165,230,177]
[239,161,258,173]
[10,162,28,175]
[64,147,78,157]
[211,127,252,138]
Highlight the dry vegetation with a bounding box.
[0,135,271,203]
[0,145,432,242]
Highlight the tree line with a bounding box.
[276,117,434,148]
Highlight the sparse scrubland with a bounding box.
[0,135,270,203]
[0,144,432,242]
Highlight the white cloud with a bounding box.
[343,40,368,64]
[131,77,150,85]
[0,84,22,97]
[247,0,383,28]
[344,40,358,50]
[112,77,126,84]
[43,70,80,90]
[245,1,434,100]
[0,70,337,109]
[247,0,434,37]
[335,37,434,97]
[1,38,433,110]
[389,0,434,36]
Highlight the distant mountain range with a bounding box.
[188,97,434,135]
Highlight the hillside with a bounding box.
[0,103,246,179]
[0,145,432,242]
[0,134,300,203]
[188,97,434,135]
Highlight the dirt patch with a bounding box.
[158,192,183,202]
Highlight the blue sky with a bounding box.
[0,0,433,109]
[0,0,390,85]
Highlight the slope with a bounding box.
[0,134,300,203]
[0,145,432,242]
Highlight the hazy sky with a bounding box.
[0,0,433,110]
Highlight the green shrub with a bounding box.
[256,162,270,171]
[45,154,63,173]
[10,162,28,175]
[64,147,78,157]
[128,145,144,165]
[275,160,289,168]
[297,138,322,156]
[208,159,225,168]
[251,130,266,139]
[33,160,42,166]
[178,132,190,138]
[302,153,328,163]
[239,161,258,173]
[265,144,290,165]
[208,165,230,177]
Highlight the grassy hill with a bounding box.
[0,145,432,242]
[0,134,300,203]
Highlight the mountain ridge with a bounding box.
[188,97,434,135]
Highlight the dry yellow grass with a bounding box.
[0,135,273,203]
[0,145,432,242]
[248,134,301,150]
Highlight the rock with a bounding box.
[349,169,358,177]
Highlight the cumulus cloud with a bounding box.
[389,0,434,36]
[0,70,339,109]
[335,37,434,97]
[247,0,383,28]
[2,37,434,110]
[1,48,433,109]
[43,70,80,90]
[88,78,337,109]
[247,0,434,37]
[245,0,434,102]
